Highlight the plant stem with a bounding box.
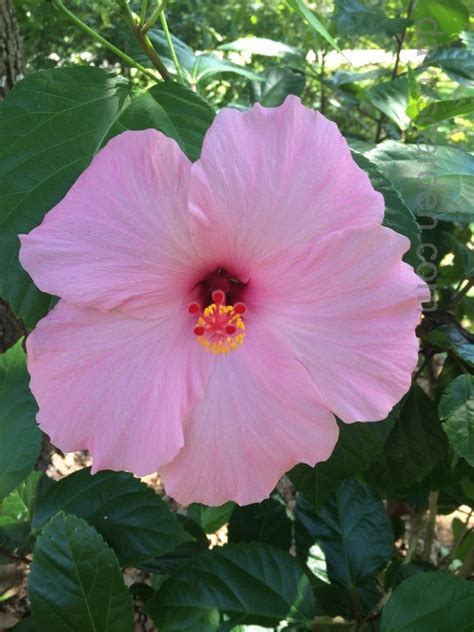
[51,0,159,82]
[140,0,149,24]
[118,0,171,81]
[143,0,167,32]
[160,10,185,83]
[422,490,439,561]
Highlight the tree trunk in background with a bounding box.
[0,0,25,351]
[0,0,25,98]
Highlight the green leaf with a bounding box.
[381,572,474,632]
[0,67,132,327]
[426,324,474,369]
[290,415,395,511]
[366,76,412,129]
[145,543,315,631]
[351,151,421,268]
[366,140,474,222]
[218,37,301,58]
[187,502,235,534]
[439,375,474,465]
[0,471,43,551]
[300,480,392,589]
[0,340,41,501]
[32,468,192,566]
[414,97,474,127]
[334,0,411,36]
[422,47,474,86]
[192,54,263,84]
[109,81,215,161]
[29,512,134,632]
[249,67,305,107]
[228,499,292,550]
[289,0,341,53]
[413,0,469,46]
[365,386,448,494]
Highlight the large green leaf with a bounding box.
[228,499,292,551]
[0,340,41,501]
[29,512,134,632]
[290,416,395,511]
[413,0,469,46]
[145,543,315,631]
[192,54,262,83]
[366,140,474,222]
[422,47,474,86]
[365,386,448,494]
[365,76,411,129]
[32,468,192,566]
[381,572,474,632]
[334,0,410,36]
[0,67,132,327]
[249,67,305,107]
[414,97,474,127]
[289,0,341,52]
[298,480,393,589]
[351,151,421,268]
[439,375,474,465]
[109,81,215,161]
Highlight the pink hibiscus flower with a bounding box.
[19,96,428,506]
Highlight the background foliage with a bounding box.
[0,0,473,630]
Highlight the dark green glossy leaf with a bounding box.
[422,47,474,86]
[0,67,132,327]
[414,97,474,127]
[228,499,292,550]
[413,0,469,46]
[187,501,235,534]
[366,140,474,222]
[29,512,134,632]
[32,468,192,566]
[0,340,41,501]
[300,480,392,589]
[439,374,474,465]
[381,572,474,632]
[351,151,421,268]
[426,324,474,369]
[140,514,209,575]
[290,415,395,511]
[365,386,448,494]
[108,81,215,161]
[334,0,410,36]
[249,67,305,107]
[365,76,411,129]
[289,0,341,52]
[145,543,315,631]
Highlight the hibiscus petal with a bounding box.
[20,130,199,318]
[26,301,213,475]
[188,95,383,276]
[160,320,338,506]
[250,224,430,423]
